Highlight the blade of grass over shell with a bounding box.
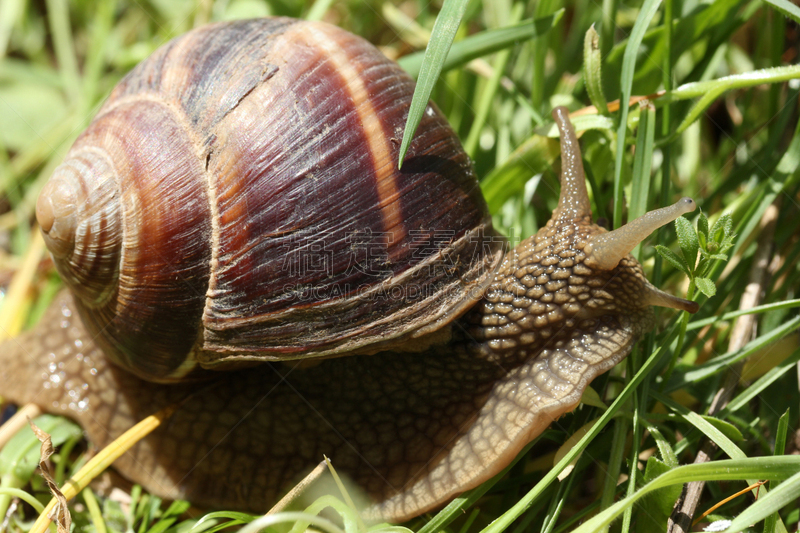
[611,0,661,229]
[397,11,564,78]
[479,318,681,533]
[397,0,471,167]
[569,457,800,533]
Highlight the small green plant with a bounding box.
[656,212,735,299]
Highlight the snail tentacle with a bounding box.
[584,197,697,271]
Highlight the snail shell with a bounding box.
[34,17,503,383]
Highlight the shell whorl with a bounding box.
[37,148,121,306]
[37,96,214,382]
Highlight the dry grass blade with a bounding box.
[29,403,180,533]
[29,420,71,533]
[265,460,327,515]
[0,232,45,341]
[692,481,767,527]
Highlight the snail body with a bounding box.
[1,18,697,522]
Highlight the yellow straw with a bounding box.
[30,404,178,533]
[0,230,46,340]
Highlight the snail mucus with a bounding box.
[0,17,699,523]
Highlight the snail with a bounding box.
[0,17,700,523]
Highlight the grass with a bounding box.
[1,0,800,532]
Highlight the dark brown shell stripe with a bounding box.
[69,100,212,381]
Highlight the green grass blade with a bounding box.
[481,134,559,213]
[44,0,81,102]
[571,457,800,533]
[666,315,800,391]
[397,0,471,168]
[530,0,559,112]
[304,0,334,21]
[764,0,800,24]
[764,410,791,533]
[651,391,745,460]
[482,114,614,213]
[687,299,800,330]
[537,114,616,137]
[600,0,617,57]
[722,469,800,533]
[417,441,537,533]
[612,0,662,229]
[666,65,800,135]
[603,0,748,96]
[722,347,800,415]
[629,101,656,260]
[600,416,629,530]
[0,0,24,57]
[583,24,608,115]
[463,4,524,156]
[398,11,564,78]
